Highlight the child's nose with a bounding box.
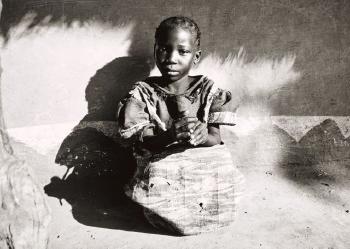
[166,51,178,63]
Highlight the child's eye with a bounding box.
[179,50,190,55]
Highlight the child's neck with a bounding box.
[162,75,193,94]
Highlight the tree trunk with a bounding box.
[0,2,51,248]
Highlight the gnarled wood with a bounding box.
[0,2,51,248]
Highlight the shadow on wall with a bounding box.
[83,56,152,121]
[44,56,170,234]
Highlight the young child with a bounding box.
[117,16,241,235]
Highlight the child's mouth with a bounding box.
[164,69,180,76]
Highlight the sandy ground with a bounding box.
[8,119,350,249]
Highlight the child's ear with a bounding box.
[193,50,202,65]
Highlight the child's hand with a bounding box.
[171,116,198,143]
[189,121,208,146]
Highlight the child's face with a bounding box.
[154,28,201,82]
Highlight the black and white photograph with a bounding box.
[0,0,349,248]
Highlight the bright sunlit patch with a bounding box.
[7,122,76,155]
[193,48,300,102]
[1,14,133,128]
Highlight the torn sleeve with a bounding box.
[116,94,155,146]
[208,89,238,126]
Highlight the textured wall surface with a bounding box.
[1,0,349,122]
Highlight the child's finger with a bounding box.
[180,122,197,132]
[192,134,207,146]
[191,122,206,136]
[189,133,201,145]
[191,121,202,132]
[190,128,208,145]
[176,131,191,141]
[175,117,198,128]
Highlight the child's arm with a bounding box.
[141,116,198,151]
[189,123,221,147]
[203,124,221,146]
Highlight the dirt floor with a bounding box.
[8,117,350,249]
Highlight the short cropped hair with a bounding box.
[155,16,201,48]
